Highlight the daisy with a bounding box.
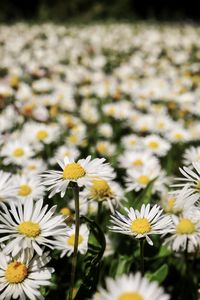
[0,139,34,166]
[183,146,200,166]
[54,223,89,257]
[96,141,116,157]
[110,204,172,245]
[0,198,68,256]
[0,170,17,203]
[49,145,80,165]
[14,174,45,202]
[173,161,200,195]
[0,250,53,300]
[121,134,141,151]
[162,185,199,215]
[22,158,47,175]
[42,156,115,198]
[164,211,200,252]
[80,179,124,213]
[142,135,170,157]
[125,164,161,192]
[118,150,159,170]
[22,122,60,146]
[90,272,170,300]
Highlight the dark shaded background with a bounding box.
[0,0,200,22]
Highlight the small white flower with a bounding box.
[0,250,53,300]
[183,146,200,166]
[42,156,115,198]
[80,179,124,213]
[142,134,171,157]
[55,224,89,257]
[164,211,200,252]
[0,198,68,256]
[110,204,172,245]
[90,272,170,300]
[14,174,45,202]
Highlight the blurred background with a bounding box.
[0,0,200,22]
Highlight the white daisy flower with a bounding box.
[142,135,171,157]
[0,198,68,256]
[42,156,115,198]
[90,272,170,300]
[118,150,159,170]
[172,161,200,195]
[96,141,116,157]
[164,211,200,252]
[125,165,161,192]
[162,185,199,215]
[22,158,47,175]
[55,224,89,257]
[183,146,200,166]
[0,139,34,166]
[0,250,53,300]
[110,204,172,246]
[49,145,80,165]
[14,174,45,202]
[121,134,141,151]
[80,179,124,213]
[0,170,17,203]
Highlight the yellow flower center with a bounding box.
[174,133,183,140]
[5,261,28,284]
[176,218,195,234]
[12,148,25,157]
[131,218,151,234]
[67,234,84,246]
[194,180,200,190]
[68,135,77,144]
[137,175,150,185]
[18,184,32,196]
[90,179,112,200]
[60,207,71,216]
[27,164,36,170]
[17,221,41,237]
[36,130,48,140]
[118,292,144,300]
[132,159,143,167]
[166,197,175,213]
[148,141,159,149]
[96,143,106,154]
[63,162,86,180]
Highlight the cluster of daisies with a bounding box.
[0,22,200,299]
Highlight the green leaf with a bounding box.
[146,264,169,284]
[115,255,133,276]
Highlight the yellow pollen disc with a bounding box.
[63,162,86,180]
[176,218,195,234]
[148,141,159,149]
[118,292,144,300]
[27,165,36,170]
[137,175,150,185]
[96,143,106,154]
[67,234,83,246]
[60,207,71,216]
[68,135,77,144]
[174,133,183,140]
[36,130,48,140]
[131,218,151,234]
[194,180,200,190]
[12,148,25,157]
[166,197,175,213]
[18,184,32,196]
[196,155,200,161]
[90,179,112,200]
[5,261,28,284]
[17,221,41,237]
[132,159,143,167]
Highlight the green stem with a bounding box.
[139,239,145,275]
[96,201,102,224]
[69,183,80,300]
